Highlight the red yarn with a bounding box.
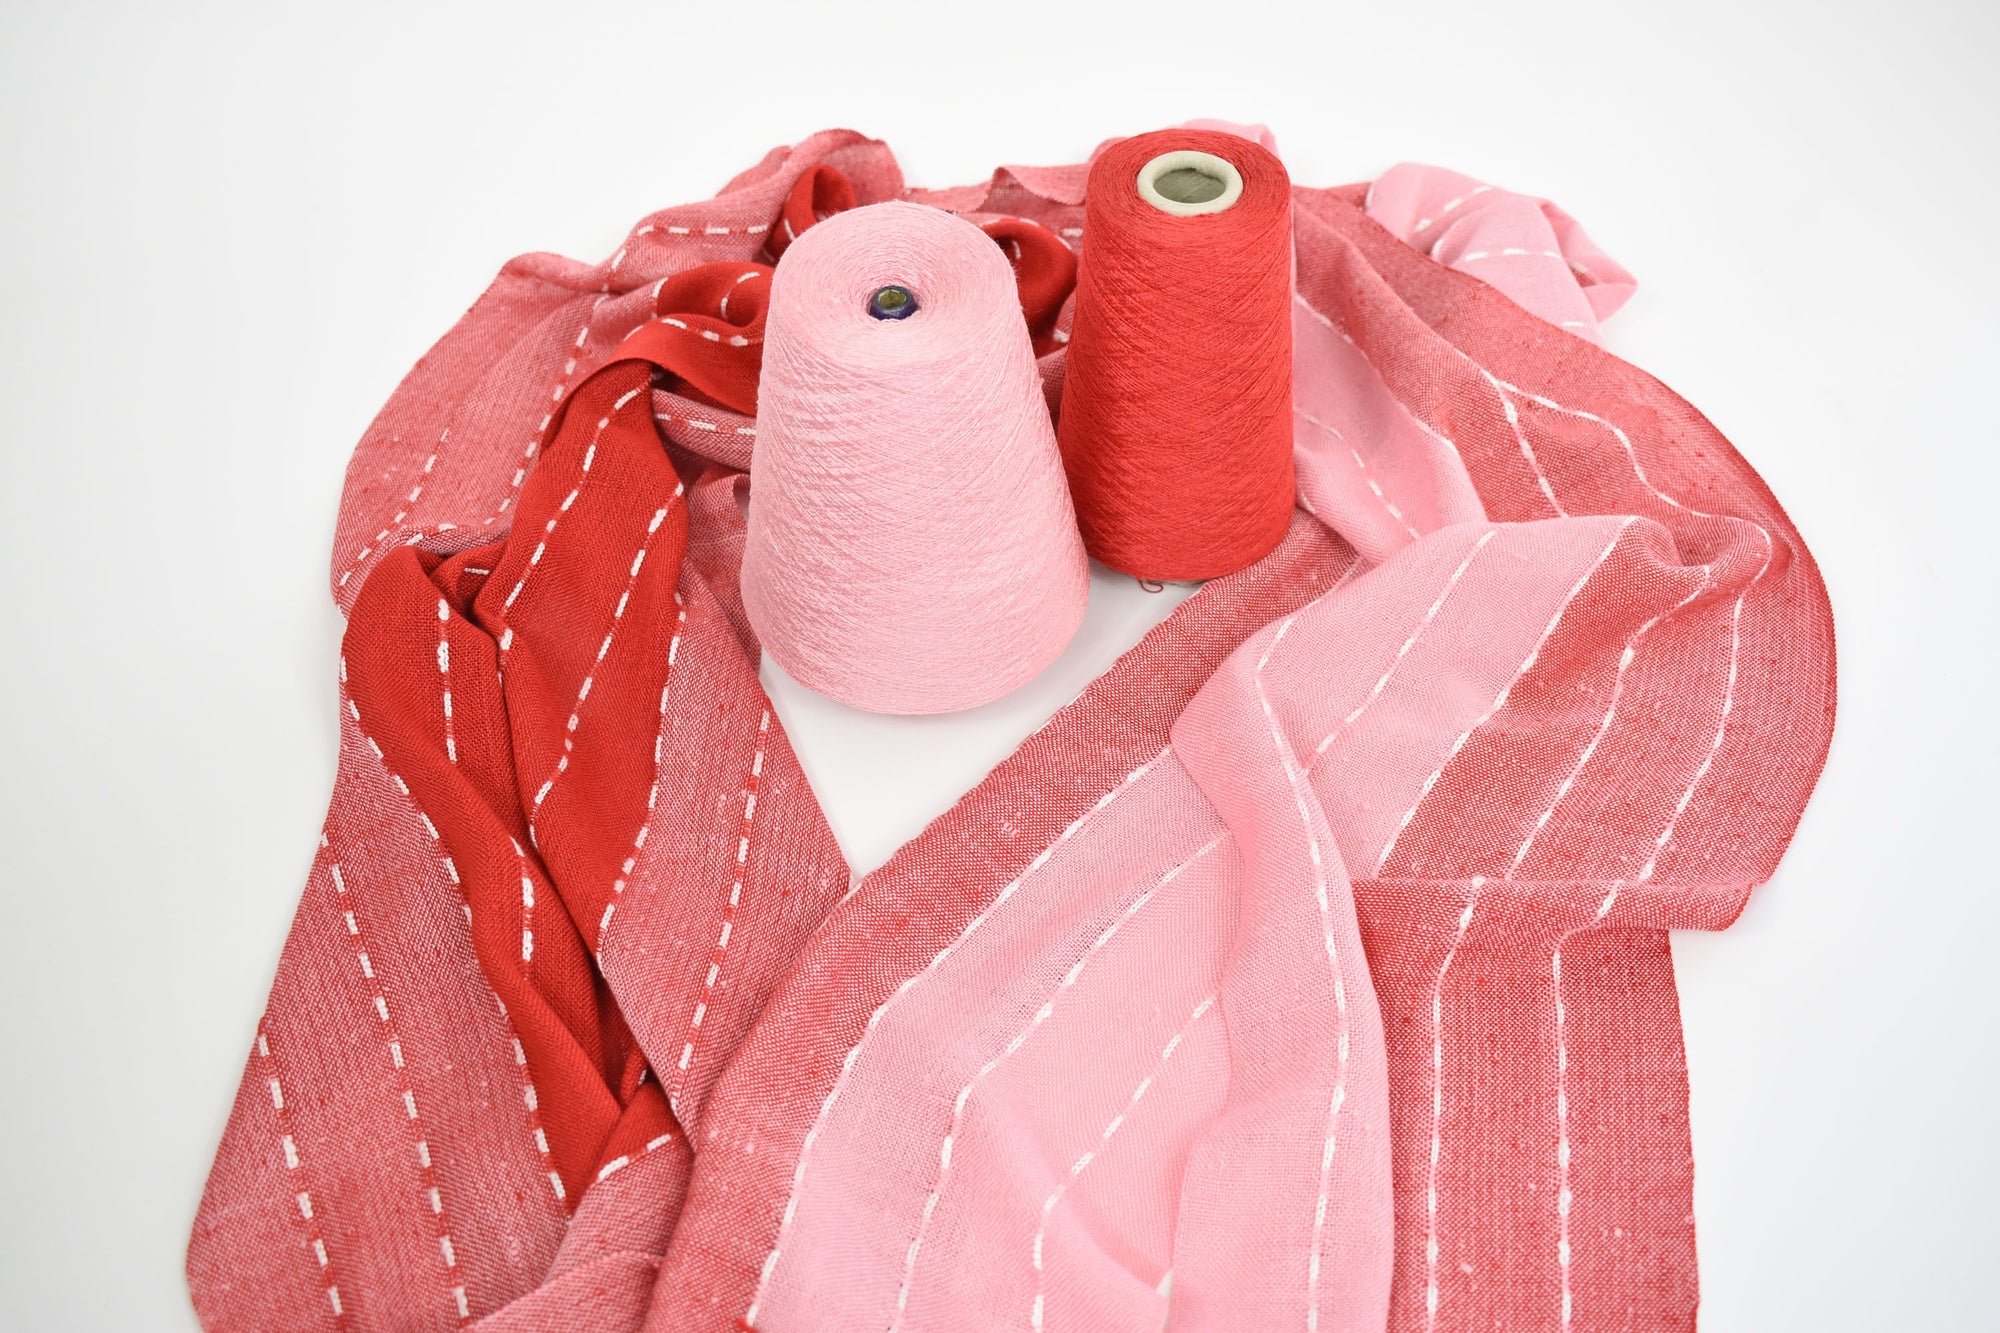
[1057,129,1295,580]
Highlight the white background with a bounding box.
[2,2,1995,1329]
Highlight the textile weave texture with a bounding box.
[187,129,1834,1333]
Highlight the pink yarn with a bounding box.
[742,201,1088,714]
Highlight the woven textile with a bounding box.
[188,131,1833,1333]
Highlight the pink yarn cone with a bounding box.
[743,201,1088,714]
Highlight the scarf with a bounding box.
[188,129,1833,1333]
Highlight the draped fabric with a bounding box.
[188,130,1832,1333]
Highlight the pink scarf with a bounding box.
[188,130,1833,1333]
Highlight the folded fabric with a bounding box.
[188,129,1833,1333]
[1366,163,1638,343]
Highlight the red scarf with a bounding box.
[189,131,1832,1333]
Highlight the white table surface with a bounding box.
[2,2,1994,1328]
